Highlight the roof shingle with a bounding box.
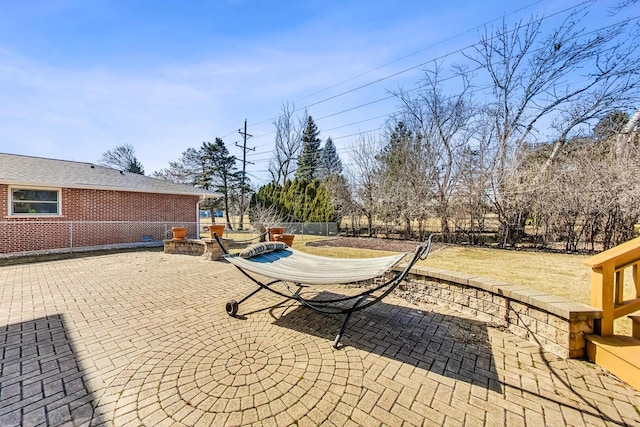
[0,153,219,198]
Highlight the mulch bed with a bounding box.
[305,237,440,253]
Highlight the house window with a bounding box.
[10,188,61,215]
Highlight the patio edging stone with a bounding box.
[395,265,602,358]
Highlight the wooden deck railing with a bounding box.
[584,236,640,336]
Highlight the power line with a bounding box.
[222,2,604,170]
[245,113,397,155]
[234,0,594,133]
[223,2,637,181]
[239,11,638,156]
[292,0,551,103]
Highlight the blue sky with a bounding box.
[0,0,634,185]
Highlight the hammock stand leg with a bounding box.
[333,294,369,349]
[226,277,284,316]
[226,286,264,316]
[215,232,287,317]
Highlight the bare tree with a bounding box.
[269,103,302,185]
[602,118,640,248]
[533,132,640,251]
[615,107,640,158]
[452,117,495,244]
[99,144,145,174]
[393,64,475,241]
[467,9,640,245]
[344,135,386,237]
[247,203,287,242]
[610,0,640,15]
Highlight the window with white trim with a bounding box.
[10,187,61,215]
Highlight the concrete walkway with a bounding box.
[0,250,638,426]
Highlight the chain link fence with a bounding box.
[0,221,199,256]
[0,220,340,258]
[220,222,340,238]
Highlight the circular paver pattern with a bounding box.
[100,315,364,426]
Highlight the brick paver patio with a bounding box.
[0,250,638,426]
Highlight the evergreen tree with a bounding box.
[250,177,336,222]
[305,180,334,222]
[201,138,243,228]
[377,121,414,175]
[295,116,322,181]
[153,148,205,185]
[318,137,343,179]
[375,121,422,234]
[252,182,284,218]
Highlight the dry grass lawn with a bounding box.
[295,243,398,259]
[299,243,592,302]
[422,246,593,303]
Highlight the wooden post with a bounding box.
[615,270,624,304]
[634,263,639,298]
[590,262,615,336]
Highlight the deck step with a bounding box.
[586,334,640,390]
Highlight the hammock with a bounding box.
[224,250,406,285]
[214,235,432,348]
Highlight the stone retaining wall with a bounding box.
[163,238,229,261]
[396,266,602,359]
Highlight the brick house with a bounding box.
[0,153,219,254]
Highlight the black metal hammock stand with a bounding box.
[221,230,269,245]
[213,233,432,348]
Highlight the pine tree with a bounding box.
[251,177,336,222]
[594,110,629,139]
[319,137,343,179]
[153,148,204,184]
[375,121,421,235]
[201,138,243,228]
[377,121,414,174]
[295,116,322,182]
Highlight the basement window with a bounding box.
[10,187,61,216]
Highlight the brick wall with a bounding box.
[1,185,200,253]
[59,188,198,222]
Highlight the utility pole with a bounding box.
[236,119,254,230]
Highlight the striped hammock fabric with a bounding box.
[224,249,407,285]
